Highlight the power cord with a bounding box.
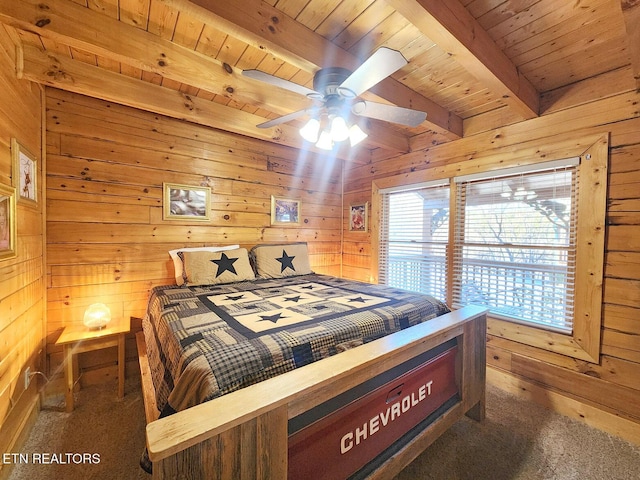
[28,371,50,384]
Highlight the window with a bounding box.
[379,181,449,301]
[372,133,607,362]
[452,159,579,333]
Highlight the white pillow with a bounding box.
[169,245,240,285]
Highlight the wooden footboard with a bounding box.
[138,305,487,480]
[135,331,160,424]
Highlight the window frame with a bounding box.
[452,158,580,333]
[378,180,451,302]
[371,134,607,363]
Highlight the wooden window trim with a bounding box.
[371,134,608,363]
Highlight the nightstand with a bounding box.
[55,316,130,412]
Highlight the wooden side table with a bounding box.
[55,316,130,412]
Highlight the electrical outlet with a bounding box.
[24,367,30,390]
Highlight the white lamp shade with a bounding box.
[83,303,111,329]
[349,124,368,146]
[330,115,350,142]
[299,114,366,149]
[300,118,320,143]
[315,129,334,150]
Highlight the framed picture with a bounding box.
[349,202,368,232]
[163,183,211,221]
[271,196,300,225]
[11,138,38,207]
[0,183,17,260]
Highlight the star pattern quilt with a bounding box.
[142,274,450,416]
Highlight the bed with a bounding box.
[137,243,487,479]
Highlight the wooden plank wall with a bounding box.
[44,89,343,385]
[342,68,640,442]
[0,26,45,476]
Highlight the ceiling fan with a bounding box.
[242,47,427,149]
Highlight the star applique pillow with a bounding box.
[182,248,255,286]
[168,244,240,285]
[250,243,313,278]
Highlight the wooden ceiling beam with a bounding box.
[387,0,540,120]
[620,0,640,91]
[20,44,300,144]
[160,0,463,140]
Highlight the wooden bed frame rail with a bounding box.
[138,305,487,480]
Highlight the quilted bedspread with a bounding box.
[142,274,450,416]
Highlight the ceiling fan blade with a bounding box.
[352,101,426,127]
[256,109,310,129]
[242,69,319,98]
[338,47,408,97]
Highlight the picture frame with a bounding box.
[271,196,300,225]
[163,183,211,221]
[11,138,38,207]
[349,202,368,232]
[0,183,17,260]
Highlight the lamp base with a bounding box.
[83,320,110,330]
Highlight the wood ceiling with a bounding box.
[1,0,638,160]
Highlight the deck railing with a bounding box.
[383,254,571,331]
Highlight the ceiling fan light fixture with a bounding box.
[349,123,368,147]
[300,118,321,143]
[301,115,367,150]
[246,47,426,144]
[330,115,350,142]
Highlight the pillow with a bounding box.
[182,248,255,286]
[250,243,313,278]
[169,245,239,285]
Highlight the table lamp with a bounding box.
[83,303,111,329]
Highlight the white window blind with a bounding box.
[452,161,579,333]
[379,182,449,301]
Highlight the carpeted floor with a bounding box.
[7,376,640,480]
[395,385,640,480]
[7,377,148,480]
